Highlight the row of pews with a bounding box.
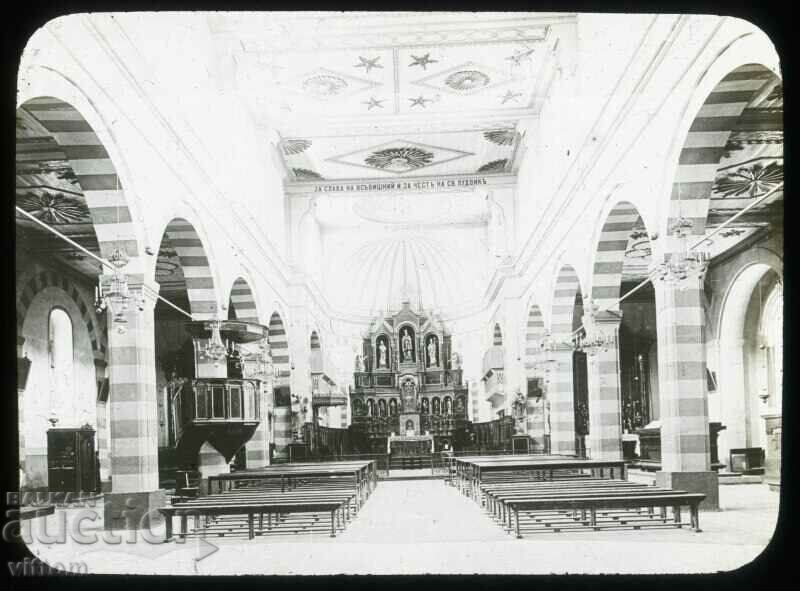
[159,461,376,541]
[448,456,706,538]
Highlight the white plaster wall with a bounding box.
[21,288,99,488]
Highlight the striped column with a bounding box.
[548,346,576,455]
[586,312,623,461]
[551,266,582,456]
[269,313,292,460]
[106,280,160,494]
[93,358,111,487]
[244,380,270,468]
[17,336,27,489]
[198,440,230,485]
[653,276,710,472]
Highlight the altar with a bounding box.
[349,299,471,454]
[388,433,434,457]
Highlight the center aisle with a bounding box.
[340,479,509,542]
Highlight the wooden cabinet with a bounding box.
[47,428,97,493]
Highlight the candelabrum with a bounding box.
[94,246,145,334]
[655,217,710,287]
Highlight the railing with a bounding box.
[173,377,261,442]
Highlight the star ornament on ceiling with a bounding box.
[408,95,432,108]
[500,90,523,105]
[409,53,438,70]
[506,47,535,67]
[363,97,385,110]
[355,56,383,73]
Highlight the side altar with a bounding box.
[349,300,470,454]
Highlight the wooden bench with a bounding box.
[504,492,706,537]
[159,490,356,541]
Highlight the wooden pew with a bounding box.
[504,492,706,537]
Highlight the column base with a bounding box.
[655,470,719,511]
[103,490,168,531]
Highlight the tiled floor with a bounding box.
[23,480,780,575]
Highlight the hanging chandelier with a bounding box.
[202,320,228,365]
[94,245,145,334]
[655,217,710,287]
[573,300,616,357]
[247,340,274,380]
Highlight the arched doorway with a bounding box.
[718,264,782,478]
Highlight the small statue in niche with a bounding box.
[355,354,364,373]
[427,337,438,367]
[401,328,413,362]
[451,351,461,370]
[378,340,388,368]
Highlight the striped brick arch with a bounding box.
[17,270,106,359]
[268,312,291,380]
[18,97,144,281]
[590,201,648,312]
[228,277,259,323]
[551,265,582,340]
[161,218,218,320]
[548,265,583,455]
[523,304,546,372]
[669,64,778,236]
[492,323,503,346]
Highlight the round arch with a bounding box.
[716,262,782,466]
[589,201,653,313]
[16,96,145,281]
[268,311,291,380]
[156,217,220,320]
[523,303,546,373]
[228,276,260,323]
[665,64,781,238]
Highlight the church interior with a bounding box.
[13,12,783,575]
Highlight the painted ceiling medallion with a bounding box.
[483,129,518,146]
[412,61,513,97]
[282,139,312,155]
[713,160,783,198]
[293,167,324,181]
[303,75,349,98]
[290,67,381,101]
[445,70,491,92]
[326,139,473,175]
[477,159,508,173]
[365,147,435,172]
[17,192,91,224]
